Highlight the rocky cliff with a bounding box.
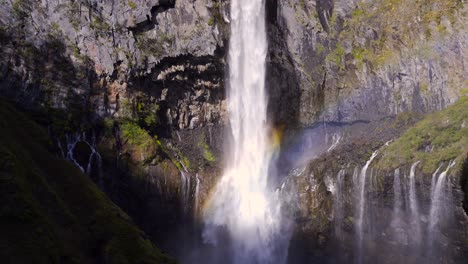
[0,0,467,263]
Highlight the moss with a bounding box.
[0,99,174,263]
[120,122,154,149]
[207,17,215,26]
[377,95,468,173]
[325,43,345,70]
[316,43,325,54]
[128,0,136,10]
[333,0,463,71]
[198,141,216,163]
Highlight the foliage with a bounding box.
[120,122,154,149]
[377,95,468,173]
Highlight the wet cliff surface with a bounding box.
[0,0,467,263]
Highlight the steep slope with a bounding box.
[0,99,174,264]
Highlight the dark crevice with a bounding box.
[130,0,176,33]
[316,0,334,33]
[461,153,468,216]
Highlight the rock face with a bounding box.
[1,0,467,262]
[267,0,466,126]
[0,0,229,256]
[0,0,229,125]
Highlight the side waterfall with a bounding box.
[202,0,288,263]
[428,161,456,253]
[408,161,422,245]
[355,150,378,263]
[333,169,346,241]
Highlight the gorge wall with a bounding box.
[0,0,467,263]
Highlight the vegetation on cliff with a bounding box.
[377,92,468,173]
[0,99,174,264]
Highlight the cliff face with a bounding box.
[268,0,466,126]
[0,0,228,127]
[0,0,467,262]
[0,0,230,256]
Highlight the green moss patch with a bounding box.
[377,95,468,173]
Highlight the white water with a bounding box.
[194,173,200,215]
[180,170,191,213]
[333,169,346,240]
[408,161,422,245]
[391,168,408,245]
[355,150,378,263]
[392,168,403,222]
[428,161,456,249]
[202,0,286,263]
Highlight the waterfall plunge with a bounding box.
[202,1,288,263]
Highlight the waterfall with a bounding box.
[202,0,287,263]
[391,168,408,245]
[194,173,200,215]
[66,134,86,172]
[355,150,378,263]
[408,161,421,246]
[428,161,456,251]
[430,165,443,197]
[333,169,346,240]
[180,170,191,213]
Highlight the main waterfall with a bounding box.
[202,0,287,263]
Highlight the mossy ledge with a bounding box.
[0,98,174,264]
[376,93,468,174]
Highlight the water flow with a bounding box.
[428,161,456,250]
[408,161,422,245]
[333,169,346,240]
[202,0,286,263]
[391,168,405,238]
[180,170,191,213]
[194,173,200,215]
[355,150,378,263]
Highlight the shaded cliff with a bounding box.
[0,99,174,263]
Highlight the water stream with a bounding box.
[201,0,288,263]
[355,150,378,263]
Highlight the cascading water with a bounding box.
[391,168,408,245]
[333,169,346,241]
[355,150,378,264]
[202,0,287,263]
[428,160,456,252]
[194,173,200,215]
[408,161,422,246]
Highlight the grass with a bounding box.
[377,94,468,173]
